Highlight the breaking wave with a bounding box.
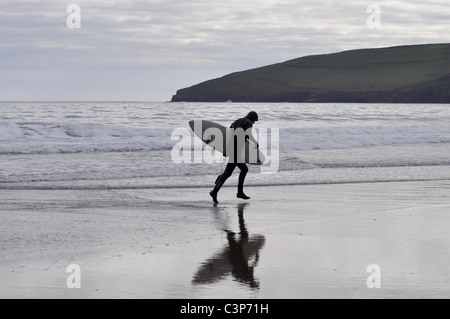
[1,122,449,155]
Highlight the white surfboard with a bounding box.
[189,120,265,165]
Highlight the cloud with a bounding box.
[1,0,450,100]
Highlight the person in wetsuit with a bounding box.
[210,111,259,204]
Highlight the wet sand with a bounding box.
[1,181,450,299]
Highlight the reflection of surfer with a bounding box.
[192,203,265,290]
[210,112,259,204]
[226,203,259,288]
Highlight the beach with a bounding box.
[1,101,450,299]
[1,180,449,299]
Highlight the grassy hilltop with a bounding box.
[172,44,450,103]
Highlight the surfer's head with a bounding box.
[246,111,259,123]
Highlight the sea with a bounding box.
[1,101,450,189]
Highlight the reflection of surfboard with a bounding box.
[189,120,265,165]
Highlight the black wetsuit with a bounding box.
[213,117,254,195]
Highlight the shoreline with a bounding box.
[2,162,450,190]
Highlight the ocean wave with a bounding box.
[0,122,172,139]
[280,125,450,150]
[0,123,25,141]
[1,122,450,155]
[0,122,175,154]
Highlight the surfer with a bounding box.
[210,111,259,204]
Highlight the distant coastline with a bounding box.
[172,44,450,103]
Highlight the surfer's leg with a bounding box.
[237,164,250,200]
[210,163,236,203]
[217,163,235,188]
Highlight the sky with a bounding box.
[1,0,450,101]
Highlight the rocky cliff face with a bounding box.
[172,44,450,103]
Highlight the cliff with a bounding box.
[171,44,450,103]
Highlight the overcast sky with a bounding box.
[1,0,449,101]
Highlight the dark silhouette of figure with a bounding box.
[192,203,265,290]
[210,111,259,204]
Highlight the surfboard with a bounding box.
[189,120,265,165]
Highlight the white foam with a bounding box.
[0,123,24,141]
[0,122,175,154]
[2,121,450,183]
[1,122,450,155]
